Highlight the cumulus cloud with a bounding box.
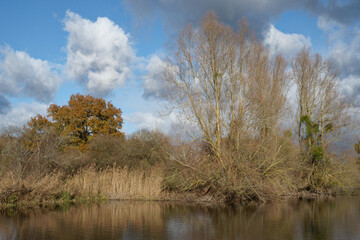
[0,95,10,114]
[124,0,304,34]
[317,16,360,103]
[64,10,136,97]
[338,75,360,105]
[264,24,311,60]
[142,55,168,99]
[0,46,60,103]
[313,0,360,26]
[125,111,178,133]
[0,102,48,129]
[318,17,360,77]
[124,0,360,37]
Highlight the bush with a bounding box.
[125,129,171,169]
[0,127,71,180]
[86,134,126,168]
[163,135,307,203]
[85,129,171,170]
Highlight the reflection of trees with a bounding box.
[301,198,360,240]
[302,200,334,240]
[206,198,360,240]
[0,198,360,239]
[0,202,168,240]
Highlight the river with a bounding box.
[1,196,360,239]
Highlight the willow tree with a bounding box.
[164,12,290,166]
[245,43,289,139]
[292,49,351,163]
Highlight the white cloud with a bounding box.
[0,102,48,129]
[338,75,360,105]
[317,16,345,41]
[317,16,360,103]
[125,111,178,133]
[0,46,61,103]
[64,10,136,97]
[263,24,312,60]
[318,16,360,76]
[143,55,168,99]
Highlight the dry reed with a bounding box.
[65,165,164,200]
[0,165,165,210]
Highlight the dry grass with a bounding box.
[0,172,64,210]
[0,165,165,210]
[65,165,164,200]
[164,136,316,203]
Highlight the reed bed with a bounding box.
[65,165,164,200]
[0,165,165,210]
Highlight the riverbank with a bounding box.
[0,166,165,212]
[1,164,358,214]
[1,129,360,213]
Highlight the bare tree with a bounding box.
[164,12,290,166]
[245,42,290,139]
[292,48,352,162]
[164,12,233,166]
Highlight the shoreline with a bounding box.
[2,188,359,216]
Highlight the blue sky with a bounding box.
[0,0,359,134]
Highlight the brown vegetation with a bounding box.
[162,11,359,203]
[0,12,359,211]
[0,127,169,211]
[0,165,164,211]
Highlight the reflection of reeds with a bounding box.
[1,198,360,240]
[0,202,167,240]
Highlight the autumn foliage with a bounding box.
[26,93,124,148]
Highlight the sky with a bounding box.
[0,0,359,134]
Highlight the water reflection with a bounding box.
[1,197,360,240]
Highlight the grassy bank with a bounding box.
[0,166,165,212]
[1,160,358,213]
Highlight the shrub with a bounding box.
[125,129,171,169]
[86,134,126,168]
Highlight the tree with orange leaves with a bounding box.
[26,93,124,148]
[23,114,54,150]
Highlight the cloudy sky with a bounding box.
[0,0,359,133]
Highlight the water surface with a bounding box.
[1,197,360,240]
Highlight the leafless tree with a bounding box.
[292,48,352,154]
[164,12,291,166]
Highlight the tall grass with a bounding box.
[65,165,164,200]
[0,166,164,210]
